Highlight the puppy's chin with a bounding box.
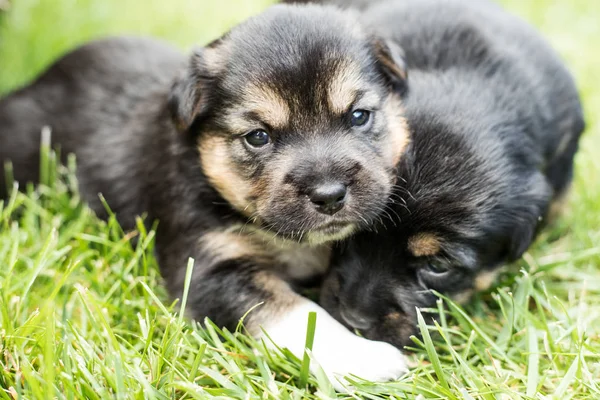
[305,223,357,245]
[256,221,358,246]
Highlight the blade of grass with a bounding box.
[39,126,51,187]
[178,258,195,326]
[416,308,450,391]
[299,311,317,387]
[526,324,540,397]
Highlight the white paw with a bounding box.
[310,332,408,390]
[260,300,408,391]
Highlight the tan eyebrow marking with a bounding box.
[327,60,363,114]
[357,91,383,109]
[240,84,291,130]
[407,233,441,257]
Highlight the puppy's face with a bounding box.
[320,234,477,349]
[320,111,553,348]
[169,5,410,245]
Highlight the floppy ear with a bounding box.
[373,38,408,93]
[168,48,212,132]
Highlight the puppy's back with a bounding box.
[0,37,184,211]
[364,0,584,194]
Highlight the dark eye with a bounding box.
[416,263,448,289]
[425,262,449,274]
[244,129,270,148]
[350,110,371,127]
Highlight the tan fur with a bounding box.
[474,270,499,291]
[327,60,363,114]
[451,289,474,305]
[200,42,230,75]
[383,95,411,167]
[407,233,441,257]
[238,84,291,130]
[245,272,303,335]
[386,312,402,322]
[226,223,332,280]
[305,224,358,246]
[547,189,571,223]
[197,228,329,334]
[255,271,301,306]
[199,230,268,264]
[205,224,332,281]
[274,243,332,281]
[198,136,255,216]
[551,121,576,161]
[452,269,499,305]
[221,113,257,135]
[374,40,407,82]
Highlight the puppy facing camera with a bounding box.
[167,4,410,246]
[0,2,411,389]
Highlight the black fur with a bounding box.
[0,5,409,334]
[319,0,585,349]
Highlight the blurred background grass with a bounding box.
[0,0,271,94]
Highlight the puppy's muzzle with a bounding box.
[283,143,361,218]
[308,182,347,215]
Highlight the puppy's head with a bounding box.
[169,4,409,244]
[320,231,476,349]
[320,104,553,348]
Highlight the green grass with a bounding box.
[1,0,599,398]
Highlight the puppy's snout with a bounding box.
[340,308,374,331]
[308,182,347,215]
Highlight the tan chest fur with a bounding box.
[222,224,332,282]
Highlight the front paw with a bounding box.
[260,300,408,391]
[310,332,408,391]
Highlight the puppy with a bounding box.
[318,0,585,349]
[0,4,410,387]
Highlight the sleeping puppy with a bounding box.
[318,0,585,349]
[0,3,410,388]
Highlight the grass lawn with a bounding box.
[1,0,599,398]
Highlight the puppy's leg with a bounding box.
[158,229,407,390]
[258,292,408,390]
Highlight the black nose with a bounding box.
[340,309,373,330]
[308,183,347,215]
